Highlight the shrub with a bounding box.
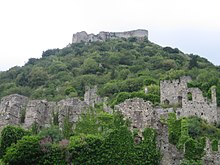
[184,138,205,161]
[3,136,42,164]
[211,139,218,151]
[39,143,67,164]
[69,134,103,164]
[0,125,29,157]
[38,126,62,143]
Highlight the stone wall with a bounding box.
[115,98,154,130]
[160,76,218,124]
[160,76,192,105]
[0,94,28,127]
[0,94,89,130]
[0,86,104,130]
[24,100,48,128]
[57,98,88,128]
[84,86,102,107]
[176,87,218,123]
[203,139,220,165]
[72,29,148,43]
[115,98,183,165]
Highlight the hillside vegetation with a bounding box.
[0,37,220,164]
[0,37,219,106]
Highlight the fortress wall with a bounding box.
[0,94,28,126]
[160,76,191,105]
[115,98,154,130]
[72,29,148,43]
[176,87,218,123]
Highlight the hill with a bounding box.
[0,31,219,106]
[0,30,220,164]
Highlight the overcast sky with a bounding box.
[0,0,219,71]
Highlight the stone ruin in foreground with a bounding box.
[0,76,219,164]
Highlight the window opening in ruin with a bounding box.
[178,96,182,107]
[177,111,180,116]
[187,92,193,101]
[164,99,170,105]
[201,113,204,116]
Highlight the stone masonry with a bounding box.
[0,86,101,129]
[84,86,103,107]
[115,98,184,165]
[72,29,148,43]
[0,94,29,127]
[160,76,218,124]
[0,76,219,164]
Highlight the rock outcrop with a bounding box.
[72,29,148,43]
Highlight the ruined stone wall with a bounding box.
[24,100,49,129]
[0,94,28,127]
[115,98,154,130]
[0,94,89,130]
[72,29,148,43]
[203,139,220,164]
[0,86,104,130]
[115,98,183,165]
[57,98,88,128]
[160,76,218,124]
[84,86,102,107]
[176,87,217,123]
[160,76,191,105]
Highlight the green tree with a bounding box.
[28,67,49,87]
[82,58,99,74]
[0,125,29,157]
[188,55,198,69]
[3,136,42,165]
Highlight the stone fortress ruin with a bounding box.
[160,76,219,124]
[0,77,219,164]
[72,29,148,43]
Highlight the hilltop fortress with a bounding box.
[0,76,219,164]
[72,29,148,43]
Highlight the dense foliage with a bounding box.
[0,37,219,106]
[0,36,220,164]
[0,108,160,164]
[0,125,30,157]
[167,114,220,163]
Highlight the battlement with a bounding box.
[72,29,148,43]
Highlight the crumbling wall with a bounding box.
[72,29,148,43]
[115,98,183,164]
[84,86,102,107]
[115,98,154,130]
[24,100,48,129]
[161,77,218,124]
[203,139,220,164]
[57,98,89,128]
[0,94,28,127]
[0,94,89,130]
[160,76,191,105]
[176,87,217,123]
